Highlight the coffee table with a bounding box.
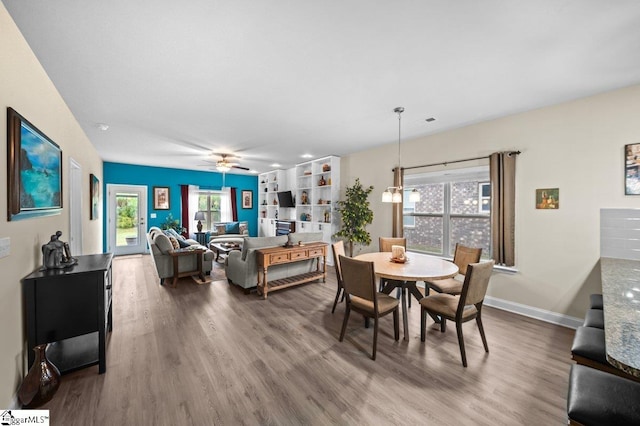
[210,242,242,262]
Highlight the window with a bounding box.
[197,191,222,229]
[403,188,416,228]
[403,166,491,258]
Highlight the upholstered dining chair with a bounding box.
[339,255,400,360]
[420,260,495,367]
[378,237,406,292]
[424,243,482,296]
[331,241,346,314]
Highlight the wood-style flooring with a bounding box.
[40,255,574,425]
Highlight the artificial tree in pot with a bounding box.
[334,178,374,257]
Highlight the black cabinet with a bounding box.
[23,253,113,374]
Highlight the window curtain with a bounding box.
[490,152,516,266]
[230,187,238,221]
[220,187,232,222]
[188,185,199,234]
[180,185,189,237]
[393,167,403,238]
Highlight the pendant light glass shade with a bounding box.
[392,190,402,203]
[409,188,420,202]
[382,189,393,203]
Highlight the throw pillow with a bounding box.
[177,238,190,248]
[216,224,226,235]
[239,223,247,234]
[168,236,180,250]
[226,222,240,234]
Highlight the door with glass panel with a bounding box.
[107,184,148,255]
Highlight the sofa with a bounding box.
[147,227,215,285]
[225,232,324,291]
[205,221,249,246]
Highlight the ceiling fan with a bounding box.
[210,153,250,172]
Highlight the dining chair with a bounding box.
[424,243,482,296]
[378,237,406,292]
[420,260,495,367]
[339,255,400,360]
[330,241,346,314]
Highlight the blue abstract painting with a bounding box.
[20,121,61,210]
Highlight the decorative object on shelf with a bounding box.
[334,178,374,257]
[194,211,205,232]
[304,170,312,175]
[18,343,61,408]
[7,107,62,221]
[381,107,420,203]
[319,175,326,186]
[153,186,170,210]
[90,174,100,220]
[273,198,278,205]
[322,163,331,172]
[42,231,77,270]
[261,211,266,218]
[324,210,330,223]
[301,191,309,205]
[536,188,559,209]
[318,199,323,204]
[242,190,253,209]
[625,143,640,195]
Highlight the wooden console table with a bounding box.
[256,242,327,299]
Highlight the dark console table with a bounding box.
[23,253,114,374]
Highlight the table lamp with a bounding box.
[194,211,205,232]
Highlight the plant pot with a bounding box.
[125,237,137,245]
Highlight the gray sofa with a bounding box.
[207,221,249,245]
[147,227,214,285]
[225,232,324,291]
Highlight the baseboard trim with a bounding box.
[484,296,582,329]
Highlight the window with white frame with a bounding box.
[197,191,223,229]
[403,166,491,258]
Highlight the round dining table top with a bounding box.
[354,252,459,281]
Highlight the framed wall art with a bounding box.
[90,174,100,220]
[535,188,559,209]
[242,190,253,209]
[625,143,640,195]
[7,107,62,221]
[153,186,170,210]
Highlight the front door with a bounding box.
[107,184,147,255]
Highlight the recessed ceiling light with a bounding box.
[97,123,109,131]
[425,117,436,122]
[301,154,313,159]
[249,170,259,174]
[271,163,281,168]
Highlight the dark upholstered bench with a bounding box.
[589,293,603,310]
[583,308,604,329]
[567,364,640,426]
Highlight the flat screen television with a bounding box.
[277,191,295,208]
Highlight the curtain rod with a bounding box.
[400,151,521,171]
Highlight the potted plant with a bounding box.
[160,213,184,234]
[334,178,374,257]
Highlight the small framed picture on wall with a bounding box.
[242,190,253,209]
[90,174,100,220]
[625,143,640,195]
[153,186,170,210]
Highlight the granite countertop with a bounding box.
[600,257,640,377]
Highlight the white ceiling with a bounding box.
[4,1,640,174]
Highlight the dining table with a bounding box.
[355,251,459,340]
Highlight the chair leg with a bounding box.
[339,305,351,342]
[393,308,399,341]
[364,317,370,328]
[420,307,426,342]
[372,317,379,360]
[331,285,342,314]
[476,313,489,353]
[440,318,447,333]
[456,321,467,367]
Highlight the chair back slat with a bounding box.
[379,237,406,253]
[459,260,494,308]
[340,255,376,302]
[331,241,346,285]
[453,243,482,276]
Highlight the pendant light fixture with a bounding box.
[382,107,420,203]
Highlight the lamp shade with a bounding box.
[194,211,206,221]
[382,189,393,203]
[391,190,402,203]
[409,189,420,202]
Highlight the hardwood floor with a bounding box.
[41,255,574,425]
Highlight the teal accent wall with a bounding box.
[103,162,258,251]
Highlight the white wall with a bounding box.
[0,4,103,407]
[341,84,640,320]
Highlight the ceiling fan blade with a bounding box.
[232,165,250,171]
